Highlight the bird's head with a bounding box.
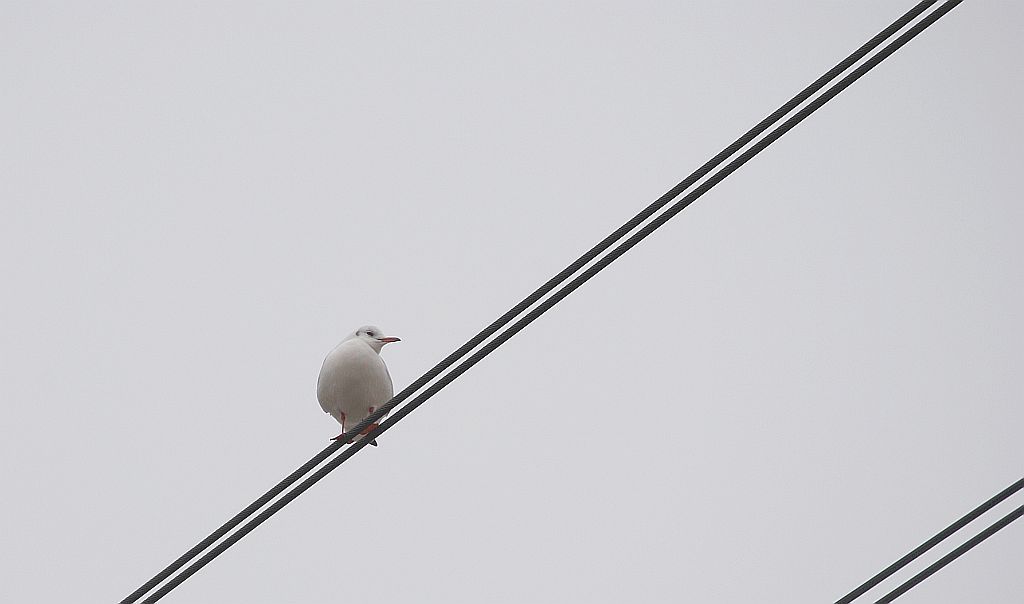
[352,325,401,353]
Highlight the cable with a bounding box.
[119,3,941,602]
[836,477,1024,603]
[875,502,1024,603]
[130,2,965,602]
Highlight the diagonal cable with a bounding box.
[836,476,1024,603]
[875,502,1024,603]
[133,2,964,601]
[119,4,940,601]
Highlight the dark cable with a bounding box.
[119,3,941,602]
[836,477,1024,603]
[875,503,1024,603]
[134,2,964,602]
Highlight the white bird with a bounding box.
[317,325,400,445]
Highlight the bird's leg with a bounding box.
[329,413,347,441]
[361,407,379,435]
[329,410,380,443]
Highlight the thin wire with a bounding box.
[136,2,964,602]
[119,2,940,602]
[875,503,1024,603]
[836,477,1024,603]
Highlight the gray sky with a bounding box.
[2,2,1022,603]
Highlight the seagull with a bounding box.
[317,325,400,445]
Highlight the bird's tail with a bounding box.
[353,432,379,447]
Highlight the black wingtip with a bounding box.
[370,440,378,447]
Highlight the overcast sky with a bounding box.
[2,2,1021,603]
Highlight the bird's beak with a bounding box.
[377,336,401,344]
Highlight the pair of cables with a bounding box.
[121,2,990,602]
[837,477,1024,603]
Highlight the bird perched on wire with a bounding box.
[317,325,400,446]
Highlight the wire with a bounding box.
[120,5,941,602]
[117,2,937,601]
[835,477,1024,603]
[126,2,965,602]
[875,502,1024,603]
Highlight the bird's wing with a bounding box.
[317,345,350,416]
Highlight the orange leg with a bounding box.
[330,411,381,446]
[330,412,347,441]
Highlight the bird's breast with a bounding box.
[317,343,394,415]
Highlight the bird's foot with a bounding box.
[329,423,379,443]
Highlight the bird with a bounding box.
[317,325,400,446]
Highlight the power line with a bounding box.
[121,1,962,602]
[876,502,1024,603]
[130,2,965,602]
[120,4,941,602]
[836,476,1024,603]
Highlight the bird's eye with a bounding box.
[367,331,375,337]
